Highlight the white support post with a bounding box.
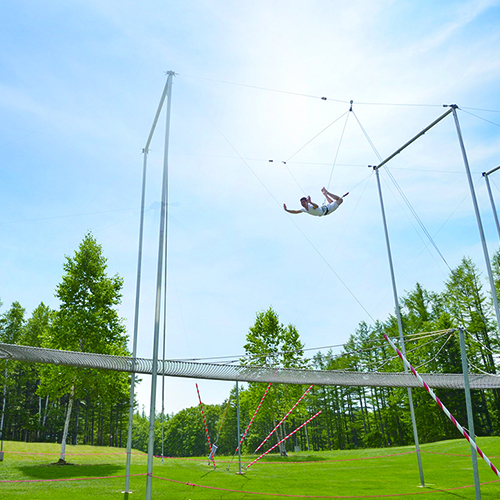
[451,106,500,340]
[373,167,425,487]
[123,73,173,495]
[145,70,175,500]
[459,328,481,500]
[482,169,500,241]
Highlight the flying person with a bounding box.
[283,187,348,217]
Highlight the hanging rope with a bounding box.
[285,111,349,165]
[352,109,453,273]
[326,102,352,190]
[191,94,376,323]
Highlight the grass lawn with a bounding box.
[1,438,500,499]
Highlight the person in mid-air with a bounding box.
[283,187,348,217]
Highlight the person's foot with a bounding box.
[321,187,327,195]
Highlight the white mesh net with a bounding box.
[1,342,499,389]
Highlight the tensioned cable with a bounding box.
[460,109,500,128]
[183,74,499,111]
[266,329,453,369]
[370,171,484,317]
[282,110,351,195]
[286,160,482,175]
[354,101,444,108]
[384,167,452,270]
[373,331,453,372]
[414,332,455,370]
[491,177,500,196]
[283,163,306,194]
[178,329,454,369]
[352,109,452,272]
[351,110,383,162]
[190,95,376,324]
[182,74,348,103]
[327,110,350,190]
[467,358,500,376]
[461,106,500,114]
[464,330,499,356]
[296,169,373,329]
[285,111,349,164]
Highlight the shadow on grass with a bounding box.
[17,463,124,480]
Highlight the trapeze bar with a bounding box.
[373,107,454,171]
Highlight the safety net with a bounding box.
[1,342,499,389]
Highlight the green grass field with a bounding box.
[1,438,500,499]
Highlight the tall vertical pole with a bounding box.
[145,71,175,500]
[452,106,500,339]
[483,171,500,241]
[458,327,481,500]
[374,167,425,487]
[124,75,172,494]
[236,381,242,474]
[0,362,7,457]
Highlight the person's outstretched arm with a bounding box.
[283,204,302,214]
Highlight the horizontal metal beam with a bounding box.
[483,165,500,177]
[374,107,454,171]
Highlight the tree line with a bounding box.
[0,233,130,462]
[1,234,500,458]
[131,253,500,457]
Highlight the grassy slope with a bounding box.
[0,438,500,499]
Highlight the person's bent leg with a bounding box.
[322,187,341,202]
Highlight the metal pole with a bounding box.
[123,74,172,495]
[146,70,175,500]
[452,106,500,339]
[458,328,481,500]
[0,362,7,456]
[374,167,425,487]
[375,108,453,170]
[482,172,500,241]
[236,381,242,474]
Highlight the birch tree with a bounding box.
[38,232,129,463]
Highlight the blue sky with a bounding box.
[2,0,500,415]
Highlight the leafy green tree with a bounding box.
[0,302,26,442]
[38,232,130,462]
[162,404,221,457]
[444,257,500,431]
[242,307,307,456]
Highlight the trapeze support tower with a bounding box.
[124,71,174,496]
[450,105,500,341]
[482,165,500,241]
[374,107,453,170]
[459,327,481,500]
[372,166,425,488]
[145,70,175,500]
